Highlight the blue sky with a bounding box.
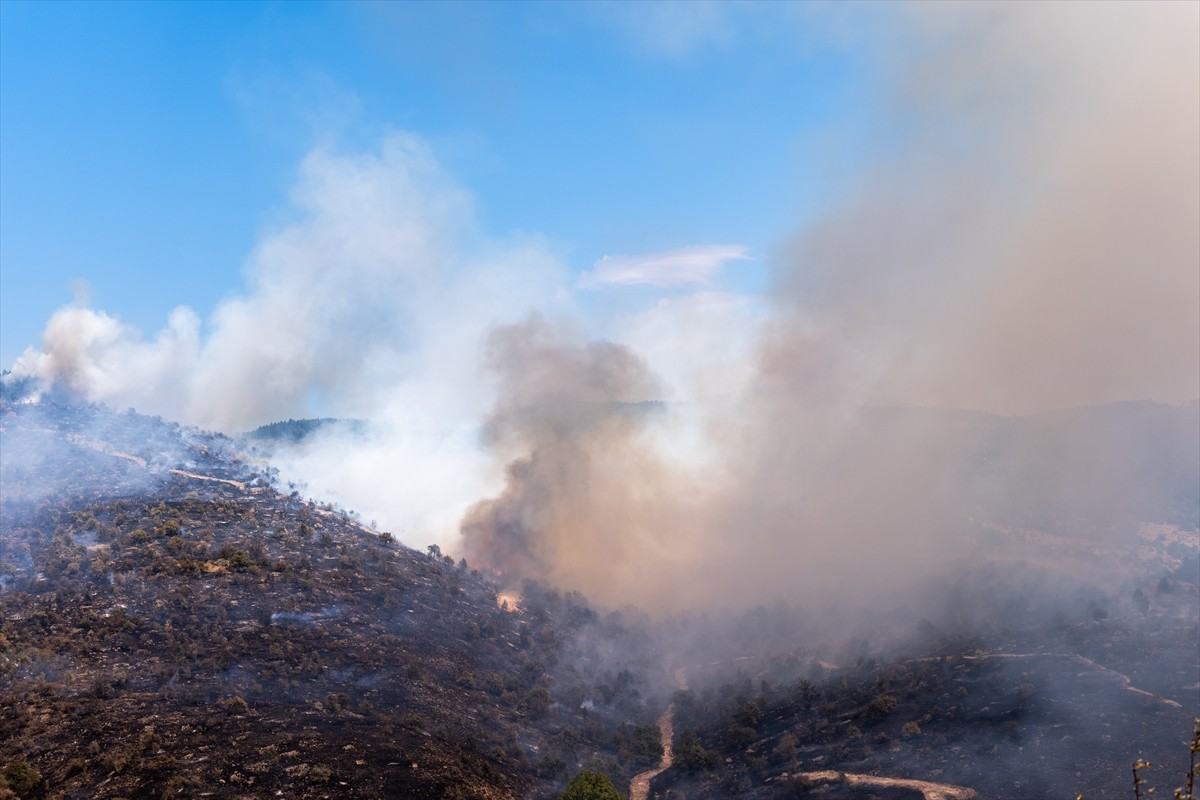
[0,0,876,368]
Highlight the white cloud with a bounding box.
[578,244,749,290]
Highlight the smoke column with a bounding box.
[458,2,1200,609]
[8,3,1198,609]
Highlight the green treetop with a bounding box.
[558,769,626,800]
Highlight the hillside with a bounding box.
[649,564,1198,799]
[0,398,665,799]
[1,392,1196,800]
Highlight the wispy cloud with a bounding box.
[578,244,749,290]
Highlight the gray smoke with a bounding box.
[6,3,1198,610]
[457,2,1200,610]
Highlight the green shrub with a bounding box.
[2,760,42,795]
[559,770,625,800]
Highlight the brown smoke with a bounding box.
[460,2,1200,611]
[788,1,1200,415]
[9,3,1195,613]
[460,316,714,606]
[459,314,985,611]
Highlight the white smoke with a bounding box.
[12,305,200,414]
[13,134,567,427]
[10,133,577,547]
[8,2,1199,602]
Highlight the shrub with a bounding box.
[675,730,720,772]
[522,686,554,718]
[866,694,898,719]
[773,731,798,760]
[3,760,41,795]
[559,769,624,800]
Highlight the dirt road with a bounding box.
[794,770,976,800]
[629,668,688,800]
[629,705,674,800]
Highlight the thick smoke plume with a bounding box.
[458,2,1200,609]
[11,135,565,433]
[772,1,1200,415]
[460,316,714,606]
[7,3,1199,611]
[9,135,567,546]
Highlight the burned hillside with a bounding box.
[1,391,1197,800]
[0,397,666,799]
[647,562,1198,800]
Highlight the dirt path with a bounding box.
[628,645,1175,800]
[59,426,406,546]
[629,705,674,800]
[629,668,687,800]
[794,770,976,800]
[168,469,246,489]
[59,431,249,490]
[61,432,147,467]
[1009,652,1181,709]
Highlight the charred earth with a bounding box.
[0,395,664,799]
[1,386,1197,800]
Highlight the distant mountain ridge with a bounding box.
[244,417,370,444]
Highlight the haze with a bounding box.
[4,1,1197,611]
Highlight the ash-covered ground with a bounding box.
[0,395,667,799]
[1,389,1196,800]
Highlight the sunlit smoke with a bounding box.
[7,3,1198,611]
[460,316,709,605]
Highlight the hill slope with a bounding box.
[0,399,664,799]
